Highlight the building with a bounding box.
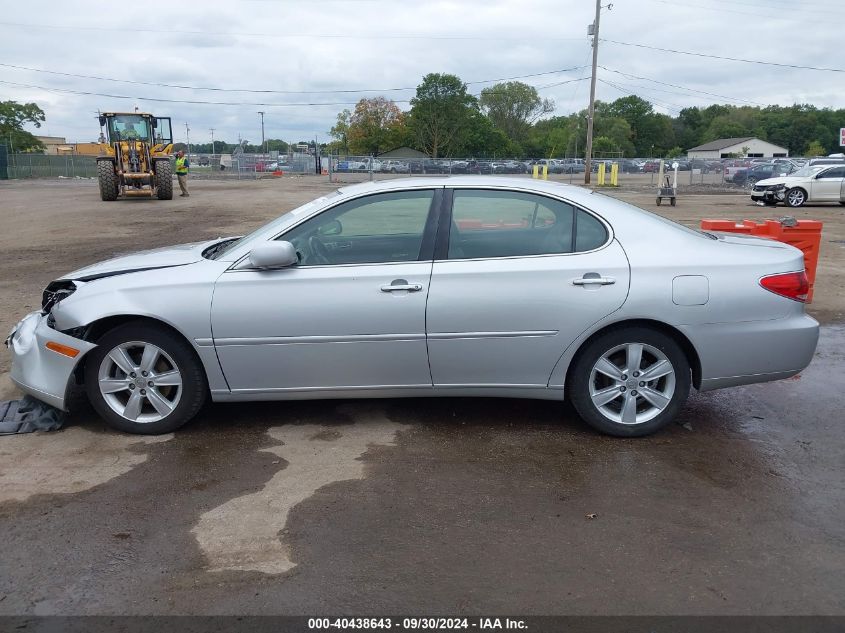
[35,136,72,154]
[687,137,788,159]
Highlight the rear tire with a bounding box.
[84,321,207,434]
[785,188,807,207]
[154,160,173,200]
[568,327,691,437]
[97,160,119,201]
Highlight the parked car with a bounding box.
[422,159,450,174]
[7,177,818,438]
[382,160,410,174]
[750,164,845,207]
[642,160,662,173]
[467,160,493,174]
[733,162,797,188]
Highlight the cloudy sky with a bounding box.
[1,0,843,145]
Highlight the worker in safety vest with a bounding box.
[175,150,190,197]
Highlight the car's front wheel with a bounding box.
[785,187,807,207]
[84,321,207,434]
[569,327,691,437]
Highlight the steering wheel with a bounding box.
[308,235,331,264]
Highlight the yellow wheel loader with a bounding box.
[96,113,174,201]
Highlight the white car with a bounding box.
[751,164,845,207]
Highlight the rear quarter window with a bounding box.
[575,209,608,251]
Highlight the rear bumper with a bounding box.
[678,313,819,392]
[5,311,96,410]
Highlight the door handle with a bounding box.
[573,276,616,286]
[381,280,423,292]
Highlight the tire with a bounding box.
[656,197,662,206]
[568,327,691,437]
[154,159,173,200]
[670,197,676,206]
[785,187,807,208]
[84,321,207,434]
[839,201,845,206]
[97,160,119,201]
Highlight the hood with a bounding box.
[755,176,805,187]
[61,238,226,281]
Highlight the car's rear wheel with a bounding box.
[84,322,207,434]
[569,327,691,437]
[785,188,807,207]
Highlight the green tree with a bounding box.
[0,100,46,152]
[805,140,826,156]
[461,109,511,157]
[329,109,351,153]
[347,98,406,155]
[479,81,553,144]
[408,73,477,157]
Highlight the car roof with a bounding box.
[336,176,596,203]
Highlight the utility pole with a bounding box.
[257,111,266,155]
[584,0,606,185]
[210,128,215,155]
[185,122,191,157]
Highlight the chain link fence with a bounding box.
[1,149,806,192]
[0,151,321,180]
[5,153,99,179]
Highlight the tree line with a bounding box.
[328,73,845,159]
[3,75,844,158]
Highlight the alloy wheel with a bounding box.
[589,343,676,425]
[97,341,183,423]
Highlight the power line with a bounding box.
[0,20,586,42]
[0,62,589,94]
[596,78,683,114]
[0,75,585,109]
[0,80,398,107]
[600,39,845,73]
[599,66,765,106]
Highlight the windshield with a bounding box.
[108,115,150,141]
[790,165,827,178]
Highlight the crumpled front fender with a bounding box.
[6,311,97,411]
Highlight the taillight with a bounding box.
[760,271,809,303]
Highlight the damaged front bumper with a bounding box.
[5,311,96,411]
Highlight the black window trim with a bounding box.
[436,185,613,262]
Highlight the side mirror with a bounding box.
[318,219,342,236]
[248,241,298,269]
[99,115,107,127]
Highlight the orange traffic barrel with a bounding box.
[701,219,823,302]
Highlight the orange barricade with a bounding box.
[701,219,823,302]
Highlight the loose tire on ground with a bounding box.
[154,159,173,200]
[568,326,691,437]
[84,321,207,434]
[97,160,119,201]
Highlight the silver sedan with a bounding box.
[6,177,819,436]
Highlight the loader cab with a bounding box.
[99,114,172,145]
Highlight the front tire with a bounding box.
[84,321,207,434]
[154,159,173,200]
[785,188,807,208]
[568,327,691,437]
[97,160,119,201]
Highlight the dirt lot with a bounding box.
[0,177,843,616]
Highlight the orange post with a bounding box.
[701,219,823,302]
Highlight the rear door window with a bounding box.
[447,190,607,259]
